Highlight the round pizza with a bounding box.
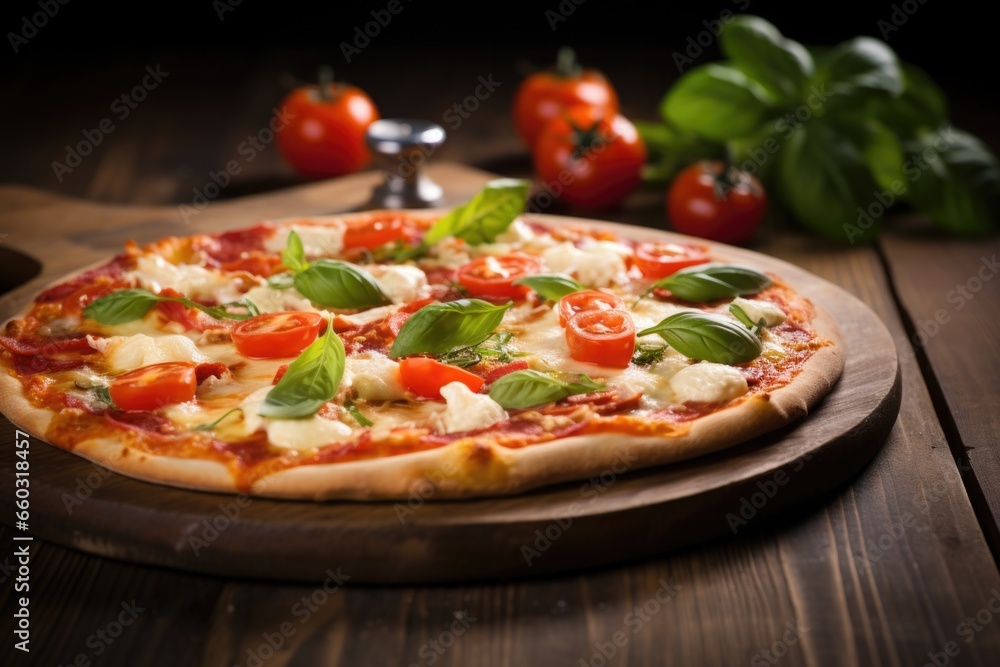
[0,180,844,500]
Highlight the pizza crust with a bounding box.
[0,213,846,501]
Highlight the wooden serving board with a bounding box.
[0,163,901,583]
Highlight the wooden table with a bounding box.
[2,48,999,667]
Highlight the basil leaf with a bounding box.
[902,127,1000,236]
[729,303,756,329]
[813,36,902,111]
[83,288,255,325]
[662,64,774,142]
[423,179,530,246]
[438,331,517,368]
[83,289,164,324]
[488,370,603,410]
[244,299,260,317]
[91,385,117,409]
[281,230,309,273]
[870,64,947,138]
[293,260,389,309]
[632,342,667,366]
[720,15,813,103]
[513,274,585,301]
[638,311,762,364]
[650,264,772,302]
[344,399,373,427]
[390,299,511,359]
[258,328,346,418]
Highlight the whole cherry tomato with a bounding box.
[666,162,767,246]
[231,312,325,359]
[456,255,542,300]
[533,106,646,210]
[276,67,380,180]
[109,362,197,411]
[513,47,619,148]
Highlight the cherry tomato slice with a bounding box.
[557,290,626,327]
[342,215,411,250]
[456,254,542,300]
[231,312,325,359]
[109,362,198,412]
[632,242,711,279]
[565,309,636,368]
[398,357,486,400]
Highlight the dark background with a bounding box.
[0,0,995,208]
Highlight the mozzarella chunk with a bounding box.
[495,219,537,244]
[669,363,748,404]
[264,221,346,258]
[731,297,786,327]
[430,382,507,434]
[344,353,407,401]
[90,334,208,372]
[133,254,248,304]
[423,237,470,268]
[541,242,627,288]
[242,284,317,313]
[334,303,402,328]
[238,387,353,451]
[368,265,427,304]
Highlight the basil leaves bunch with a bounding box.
[637,264,771,303]
[83,288,258,325]
[640,15,999,241]
[274,230,389,309]
[488,370,604,410]
[638,311,762,364]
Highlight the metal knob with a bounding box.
[366,119,446,209]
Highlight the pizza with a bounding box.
[0,180,844,500]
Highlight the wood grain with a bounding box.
[878,230,1000,558]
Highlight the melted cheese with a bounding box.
[132,254,249,304]
[368,265,428,304]
[669,363,748,404]
[89,333,208,372]
[731,297,787,327]
[541,242,627,288]
[344,353,407,401]
[429,382,507,434]
[238,387,354,450]
[264,220,346,258]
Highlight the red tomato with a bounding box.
[557,290,625,327]
[456,255,542,300]
[231,312,325,359]
[398,357,485,400]
[109,362,197,412]
[632,242,711,279]
[533,106,646,210]
[343,214,412,250]
[513,48,619,148]
[275,68,380,179]
[565,310,636,368]
[667,162,767,246]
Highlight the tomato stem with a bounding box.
[317,65,334,101]
[556,47,581,78]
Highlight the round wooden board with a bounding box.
[0,212,900,584]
